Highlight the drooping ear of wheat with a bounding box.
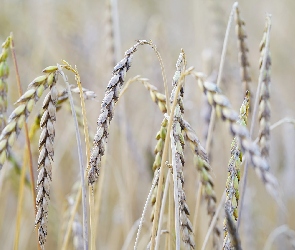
[88,40,149,185]
[195,73,281,204]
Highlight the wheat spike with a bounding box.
[234,4,252,95]
[88,40,149,185]
[170,51,195,249]
[258,22,271,160]
[183,119,220,248]
[195,73,281,204]
[0,36,11,132]
[35,69,58,246]
[0,66,58,170]
[223,91,249,249]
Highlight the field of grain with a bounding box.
[0,1,295,249]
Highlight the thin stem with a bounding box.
[201,191,226,250]
[134,170,160,250]
[58,66,88,250]
[166,171,174,250]
[205,2,238,154]
[238,15,272,229]
[155,172,171,250]
[14,152,29,250]
[170,134,181,250]
[63,62,94,249]
[193,182,202,242]
[10,32,39,250]
[62,185,82,250]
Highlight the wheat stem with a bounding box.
[155,171,171,250]
[58,66,88,250]
[206,2,238,154]
[135,169,160,250]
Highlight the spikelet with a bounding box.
[150,118,167,222]
[0,66,58,170]
[140,78,167,113]
[35,69,58,246]
[0,36,11,132]
[223,91,249,249]
[183,120,220,248]
[234,4,252,95]
[258,20,271,160]
[88,40,149,185]
[170,51,195,249]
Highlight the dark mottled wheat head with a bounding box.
[35,68,58,246]
[170,51,195,249]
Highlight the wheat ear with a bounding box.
[258,23,271,160]
[170,51,195,249]
[0,66,58,170]
[234,4,252,95]
[88,40,149,185]
[35,68,58,246]
[195,73,281,204]
[183,120,220,248]
[0,36,10,132]
[223,91,250,249]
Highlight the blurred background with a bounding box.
[0,0,294,249]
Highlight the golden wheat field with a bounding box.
[0,0,295,250]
